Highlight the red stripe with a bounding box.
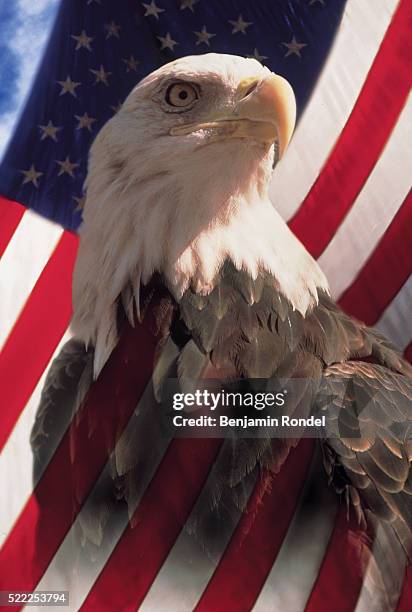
[0,196,25,258]
[0,320,159,599]
[338,190,412,324]
[304,508,368,612]
[195,439,315,612]
[404,341,412,364]
[81,438,222,611]
[0,231,78,451]
[289,0,412,258]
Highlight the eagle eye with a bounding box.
[165,82,198,109]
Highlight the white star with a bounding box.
[247,48,268,63]
[194,26,216,47]
[75,112,97,131]
[229,15,252,35]
[282,36,307,58]
[105,21,121,39]
[71,30,93,51]
[180,0,198,11]
[157,32,178,50]
[55,156,79,178]
[142,1,164,19]
[73,194,86,210]
[90,65,111,85]
[57,75,81,97]
[38,120,61,142]
[123,55,140,73]
[20,164,43,187]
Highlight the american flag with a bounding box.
[0,0,411,610]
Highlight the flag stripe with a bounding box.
[339,189,412,324]
[0,209,63,351]
[0,196,25,258]
[318,97,412,300]
[252,450,338,612]
[0,331,72,550]
[289,0,412,258]
[304,508,368,612]
[0,320,158,596]
[0,232,77,451]
[195,440,314,612]
[270,0,398,222]
[377,275,412,352]
[81,439,222,611]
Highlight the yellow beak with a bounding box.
[235,74,296,157]
[170,73,296,159]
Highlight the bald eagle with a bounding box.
[32,54,412,606]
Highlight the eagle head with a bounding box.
[72,53,327,375]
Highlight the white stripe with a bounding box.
[252,449,337,612]
[269,0,398,221]
[140,459,256,612]
[0,330,71,549]
[319,96,412,300]
[0,209,63,350]
[376,275,412,352]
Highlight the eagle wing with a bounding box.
[320,360,412,608]
[30,338,93,483]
